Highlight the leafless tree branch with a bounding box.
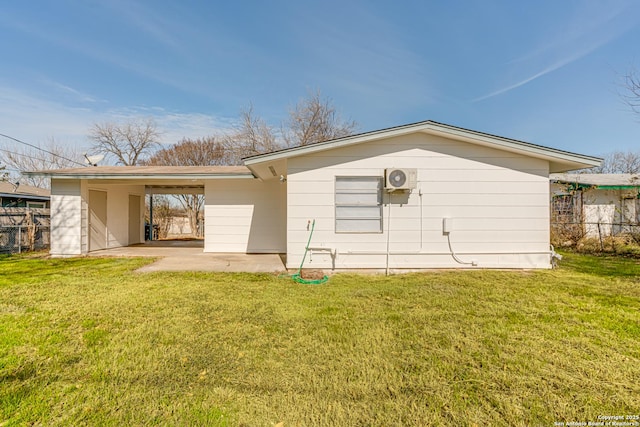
[88,118,161,165]
[0,139,84,188]
[282,89,358,147]
[222,105,278,164]
[622,67,640,116]
[586,150,640,174]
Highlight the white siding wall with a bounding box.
[86,184,145,248]
[287,133,552,270]
[50,179,84,256]
[50,180,145,256]
[204,179,286,253]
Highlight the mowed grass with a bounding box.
[0,252,639,426]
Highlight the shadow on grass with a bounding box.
[559,250,640,278]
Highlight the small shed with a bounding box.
[550,173,640,237]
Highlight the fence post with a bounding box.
[597,222,604,251]
[18,226,21,254]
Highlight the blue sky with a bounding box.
[1,0,639,158]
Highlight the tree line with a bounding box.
[3,72,640,183]
[0,90,357,237]
[1,90,356,187]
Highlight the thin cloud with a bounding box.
[38,79,104,104]
[472,2,636,103]
[0,86,234,149]
[298,9,436,110]
[472,42,604,102]
[100,1,184,51]
[0,10,211,101]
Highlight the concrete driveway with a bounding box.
[89,240,287,273]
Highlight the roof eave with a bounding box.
[0,193,50,200]
[243,120,602,171]
[426,124,602,170]
[22,172,256,180]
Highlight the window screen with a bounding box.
[335,176,382,233]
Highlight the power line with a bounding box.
[0,166,21,173]
[0,163,22,178]
[0,132,85,167]
[0,168,21,177]
[0,146,89,171]
[0,147,54,164]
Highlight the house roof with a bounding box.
[0,180,50,199]
[244,120,601,175]
[550,173,640,189]
[24,165,254,180]
[24,121,602,182]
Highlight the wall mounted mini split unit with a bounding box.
[385,168,417,191]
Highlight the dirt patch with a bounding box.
[300,269,326,280]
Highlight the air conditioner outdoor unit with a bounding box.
[385,168,417,191]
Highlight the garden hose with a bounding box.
[290,219,328,285]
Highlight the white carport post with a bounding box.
[148,193,154,241]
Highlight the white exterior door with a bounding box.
[89,190,107,251]
[128,195,141,245]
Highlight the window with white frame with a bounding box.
[335,176,383,233]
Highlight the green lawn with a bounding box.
[1,252,639,426]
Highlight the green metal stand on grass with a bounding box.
[291,219,329,285]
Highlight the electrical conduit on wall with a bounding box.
[443,217,477,266]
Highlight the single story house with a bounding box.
[0,180,50,227]
[27,120,600,270]
[550,173,640,237]
[0,181,50,208]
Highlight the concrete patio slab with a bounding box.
[88,241,287,273]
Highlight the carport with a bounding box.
[24,166,285,257]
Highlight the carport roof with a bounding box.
[550,173,640,189]
[24,165,254,180]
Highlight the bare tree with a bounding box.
[144,195,173,239]
[586,150,640,174]
[282,89,358,147]
[622,66,640,116]
[144,137,227,237]
[0,139,84,188]
[586,68,640,174]
[223,105,278,164]
[89,118,161,165]
[222,92,356,161]
[145,136,228,166]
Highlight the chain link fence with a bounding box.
[0,225,50,254]
[551,221,640,252]
[0,208,50,254]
